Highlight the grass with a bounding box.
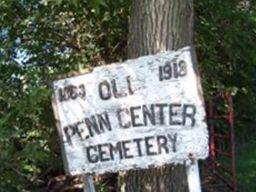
[236,140,256,191]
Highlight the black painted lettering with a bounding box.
[69,85,77,100]
[167,133,178,152]
[85,116,100,137]
[157,135,169,154]
[58,88,66,102]
[111,79,127,98]
[177,60,187,77]
[182,104,196,127]
[109,142,123,160]
[97,112,112,131]
[173,62,179,78]
[63,125,75,144]
[86,146,99,163]
[133,138,143,157]
[117,108,131,128]
[169,103,182,125]
[159,61,172,81]
[145,136,157,156]
[159,59,187,81]
[98,80,111,100]
[122,140,133,159]
[58,84,86,102]
[142,104,156,126]
[78,84,86,99]
[159,66,164,81]
[155,103,168,125]
[76,122,87,140]
[130,106,143,127]
[98,144,110,162]
[126,76,135,95]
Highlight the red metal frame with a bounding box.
[206,92,237,191]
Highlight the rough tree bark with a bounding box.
[119,0,194,191]
[128,0,193,59]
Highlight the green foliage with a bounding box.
[0,0,256,191]
[195,0,256,128]
[0,0,128,191]
[236,140,256,191]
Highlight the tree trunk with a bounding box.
[119,0,194,191]
[128,0,193,59]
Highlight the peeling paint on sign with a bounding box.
[52,47,208,175]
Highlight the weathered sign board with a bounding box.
[52,47,208,175]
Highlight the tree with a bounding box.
[1,0,256,191]
[0,1,128,191]
[119,0,194,191]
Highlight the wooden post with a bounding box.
[187,161,202,192]
[83,175,95,192]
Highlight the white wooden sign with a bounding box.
[52,47,208,175]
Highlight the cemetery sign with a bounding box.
[52,47,208,175]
